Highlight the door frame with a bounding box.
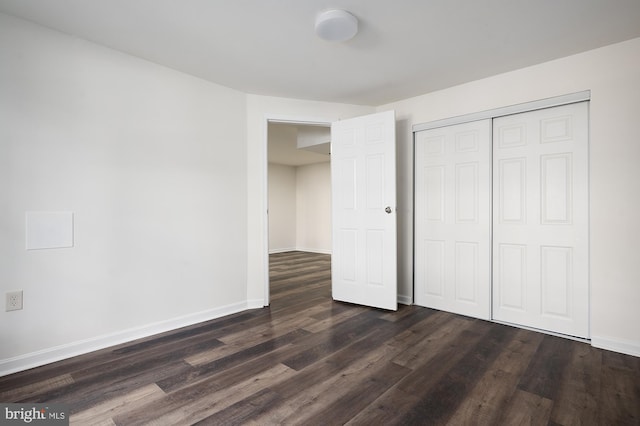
[412,91,591,133]
[262,114,332,306]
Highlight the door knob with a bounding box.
[385,206,392,214]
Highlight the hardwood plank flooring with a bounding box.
[1,251,639,425]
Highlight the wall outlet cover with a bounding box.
[6,290,23,311]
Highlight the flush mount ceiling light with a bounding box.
[315,9,358,42]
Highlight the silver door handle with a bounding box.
[385,206,392,214]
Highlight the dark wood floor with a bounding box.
[1,251,639,425]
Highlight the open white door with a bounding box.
[331,110,397,310]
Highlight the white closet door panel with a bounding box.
[493,102,589,338]
[415,119,491,319]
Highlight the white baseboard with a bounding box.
[269,247,332,255]
[398,294,412,305]
[591,335,640,357]
[246,298,266,309]
[297,248,332,255]
[7,302,636,378]
[268,247,297,254]
[0,301,255,377]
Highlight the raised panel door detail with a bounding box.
[424,135,445,156]
[366,122,384,144]
[541,246,573,318]
[541,115,572,143]
[425,239,445,297]
[498,244,526,311]
[337,158,357,210]
[541,153,572,225]
[366,154,384,209]
[498,124,527,149]
[339,229,358,282]
[455,131,478,152]
[455,242,478,303]
[425,166,445,222]
[338,128,356,147]
[498,158,526,224]
[366,230,384,286]
[456,162,478,224]
[414,119,491,319]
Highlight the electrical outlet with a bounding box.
[6,291,23,312]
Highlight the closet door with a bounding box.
[415,120,491,319]
[493,102,589,338]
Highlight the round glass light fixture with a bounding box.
[315,9,358,42]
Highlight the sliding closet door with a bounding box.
[415,120,491,319]
[493,102,589,338]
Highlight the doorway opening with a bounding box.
[266,119,332,305]
[263,110,398,311]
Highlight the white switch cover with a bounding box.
[26,211,74,250]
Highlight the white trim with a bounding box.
[295,247,332,255]
[269,247,298,254]
[0,301,252,377]
[592,335,640,358]
[263,113,336,307]
[412,90,591,132]
[269,248,332,255]
[262,116,271,307]
[246,299,266,309]
[266,114,331,127]
[398,294,412,305]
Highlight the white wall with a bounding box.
[268,163,296,252]
[246,95,374,306]
[3,12,638,376]
[378,37,640,356]
[296,162,332,253]
[0,13,248,374]
[268,162,331,254]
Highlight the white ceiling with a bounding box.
[1,1,640,105]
